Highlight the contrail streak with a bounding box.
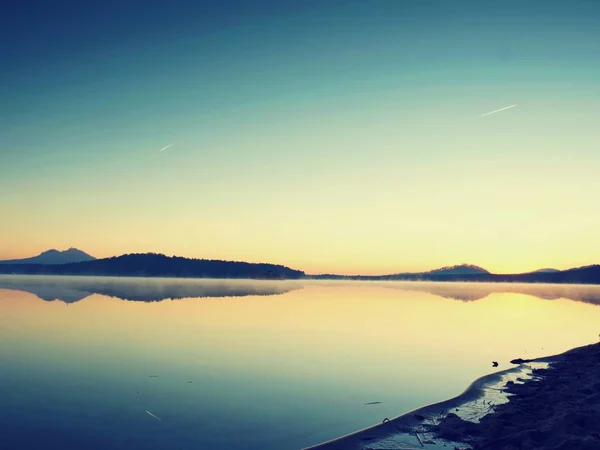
[146,410,162,421]
[159,142,175,152]
[481,104,517,117]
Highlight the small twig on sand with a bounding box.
[415,432,425,447]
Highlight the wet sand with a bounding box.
[305,342,600,450]
[432,342,600,449]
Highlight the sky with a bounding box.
[1,0,599,275]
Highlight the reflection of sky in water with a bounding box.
[1,277,600,449]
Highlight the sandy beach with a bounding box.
[305,342,600,450]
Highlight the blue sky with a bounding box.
[2,0,599,274]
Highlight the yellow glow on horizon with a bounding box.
[1,157,599,275]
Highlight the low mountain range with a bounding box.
[314,265,600,284]
[312,264,490,279]
[0,250,599,285]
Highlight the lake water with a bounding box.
[1,275,600,450]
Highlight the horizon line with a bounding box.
[0,249,598,277]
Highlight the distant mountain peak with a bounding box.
[0,248,96,265]
[38,247,92,256]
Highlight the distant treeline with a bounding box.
[310,265,600,284]
[0,253,305,280]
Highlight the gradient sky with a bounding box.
[2,0,599,275]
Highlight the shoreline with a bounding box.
[303,342,598,450]
[432,341,600,449]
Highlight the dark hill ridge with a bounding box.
[425,264,490,275]
[312,264,491,279]
[0,253,305,280]
[0,248,96,265]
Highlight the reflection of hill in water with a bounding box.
[393,282,600,306]
[0,276,303,303]
[1,276,600,308]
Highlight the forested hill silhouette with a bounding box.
[0,253,305,279]
[425,264,489,275]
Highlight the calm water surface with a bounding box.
[1,276,600,449]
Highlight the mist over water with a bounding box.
[1,276,600,449]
